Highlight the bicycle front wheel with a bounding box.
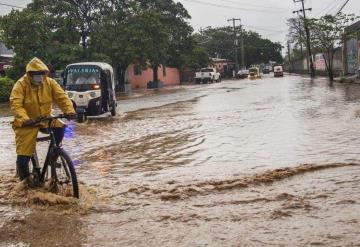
[51,150,79,198]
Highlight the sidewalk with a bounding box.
[116,85,188,100]
[116,81,215,100]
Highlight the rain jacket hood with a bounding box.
[26,57,49,73]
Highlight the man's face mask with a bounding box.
[31,74,45,86]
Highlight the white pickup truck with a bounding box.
[195,68,221,84]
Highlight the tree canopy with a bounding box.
[287,13,358,81]
[194,26,283,67]
[0,0,205,85]
[1,0,283,86]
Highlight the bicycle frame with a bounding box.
[31,118,64,186]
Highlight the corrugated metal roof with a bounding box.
[0,42,14,56]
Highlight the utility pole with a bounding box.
[228,18,241,73]
[297,19,303,59]
[293,14,308,71]
[288,41,292,74]
[336,0,350,15]
[240,27,245,70]
[293,0,315,78]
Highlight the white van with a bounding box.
[274,66,284,77]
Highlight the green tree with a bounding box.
[308,13,358,81]
[195,26,283,67]
[287,17,306,59]
[28,0,102,58]
[135,0,193,83]
[0,9,52,79]
[195,27,234,61]
[1,0,215,89]
[94,0,196,85]
[91,0,145,87]
[0,77,15,102]
[244,31,283,66]
[132,10,170,83]
[178,37,210,71]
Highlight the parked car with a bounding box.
[263,65,272,74]
[236,69,249,79]
[274,65,284,77]
[195,68,221,83]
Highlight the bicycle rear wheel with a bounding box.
[51,150,79,198]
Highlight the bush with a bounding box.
[0,77,15,102]
[4,66,22,81]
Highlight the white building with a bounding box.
[0,42,14,58]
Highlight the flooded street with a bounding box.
[1,74,360,246]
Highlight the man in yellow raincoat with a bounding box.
[10,57,75,182]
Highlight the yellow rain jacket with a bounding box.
[10,57,75,156]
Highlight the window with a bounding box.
[201,68,214,72]
[66,66,100,85]
[134,65,142,76]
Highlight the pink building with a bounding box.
[126,64,180,89]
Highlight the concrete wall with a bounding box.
[314,49,343,72]
[126,64,180,89]
[358,40,360,72]
[345,38,358,74]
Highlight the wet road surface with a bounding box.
[1,75,360,246]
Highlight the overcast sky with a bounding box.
[1,0,359,47]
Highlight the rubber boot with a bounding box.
[16,155,31,181]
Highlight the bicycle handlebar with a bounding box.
[23,114,76,127]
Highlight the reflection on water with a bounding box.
[2,75,360,245]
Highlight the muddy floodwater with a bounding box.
[1,75,360,246]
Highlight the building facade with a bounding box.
[343,21,360,75]
[0,43,13,57]
[125,64,180,89]
[210,58,235,78]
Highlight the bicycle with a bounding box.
[26,114,79,198]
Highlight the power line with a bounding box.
[0,2,25,9]
[180,0,288,13]
[293,0,315,77]
[218,0,289,11]
[244,25,287,33]
[202,24,287,33]
[325,0,344,15]
[314,0,342,17]
[336,0,350,14]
